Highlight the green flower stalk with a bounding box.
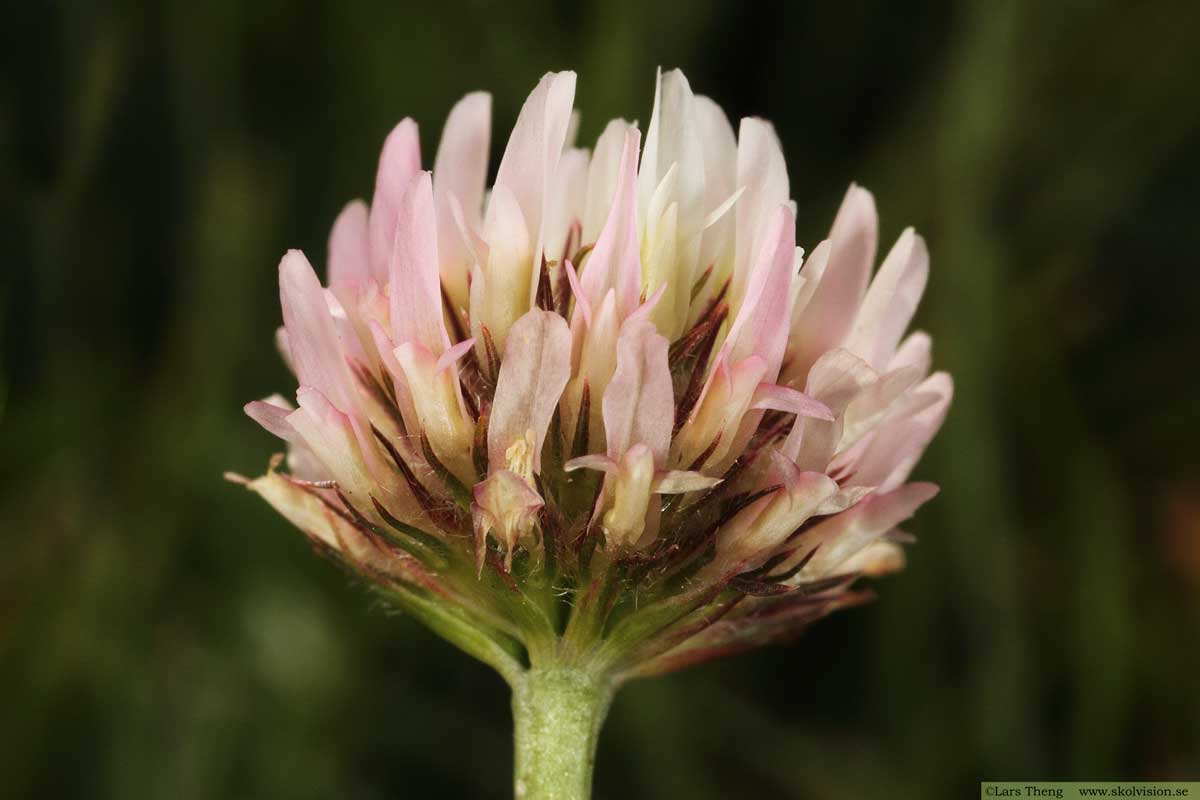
[228,68,951,799]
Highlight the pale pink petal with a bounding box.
[244,395,296,442]
[638,167,688,336]
[672,354,768,472]
[844,372,953,492]
[563,258,590,327]
[597,443,659,548]
[327,200,370,287]
[805,349,878,409]
[367,319,417,433]
[278,250,357,416]
[580,127,642,319]
[389,171,450,355]
[714,467,839,572]
[795,482,939,578]
[781,349,875,469]
[394,340,476,484]
[471,184,532,354]
[274,326,294,375]
[789,239,830,318]
[583,118,636,243]
[325,288,369,366]
[638,69,705,241]
[544,147,589,265]
[433,91,491,302]
[368,119,421,282]
[623,281,667,327]
[824,369,941,479]
[719,204,797,380]
[472,469,545,569]
[564,110,581,148]
[750,383,834,422]
[488,309,572,474]
[245,396,324,481]
[493,71,577,275]
[839,365,923,450]
[447,190,489,270]
[887,330,932,377]
[732,117,788,307]
[844,228,929,369]
[693,94,738,274]
[788,184,878,379]
[565,289,619,449]
[435,337,475,375]
[602,318,674,464]
[288,386,374,504]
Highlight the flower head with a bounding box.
[232,69,951,682]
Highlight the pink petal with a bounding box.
[732,117,789,308]
[566,289,619,448]
[327,200,370,288]
[245,396,325,481]
[719,204,797,380]
[488,309,572,474]
[839,364,924,450]
[583,119,636,243]
[287,386,373,502]
[603,318,674,464]
[472,469,545,569]
[598,443,659,548]
[844,372,953,492]
[447,190,489,269]
[714,466,838,571]
[624,281,668,327]
[278,250,357,416]
[579,127,643,320]
[844,227,929,370]
[544,147,590,265]
[564,258,590,328]
[367,319,418,433]
[788,184,878,379]
[244,396,296,442]
[887,330,933,377]
[394,339,476,483]
[751,383,834,422]
[693,94,738,273]
[493,71,576,275]
[275,326,294,375]
[673,354,768,471]
[433,91,491,295]
[797,482,939,577]
[435,337,475,375]
[638,69,705,242]
[471,183,532,353]
[781,349,876,467]
[368,119,421,283]
[789,239,830,319]
[389,171,449,355]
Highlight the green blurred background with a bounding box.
[3,1,1199,797]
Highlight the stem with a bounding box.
[511,667,613,800]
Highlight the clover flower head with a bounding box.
[232,68,952,686]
